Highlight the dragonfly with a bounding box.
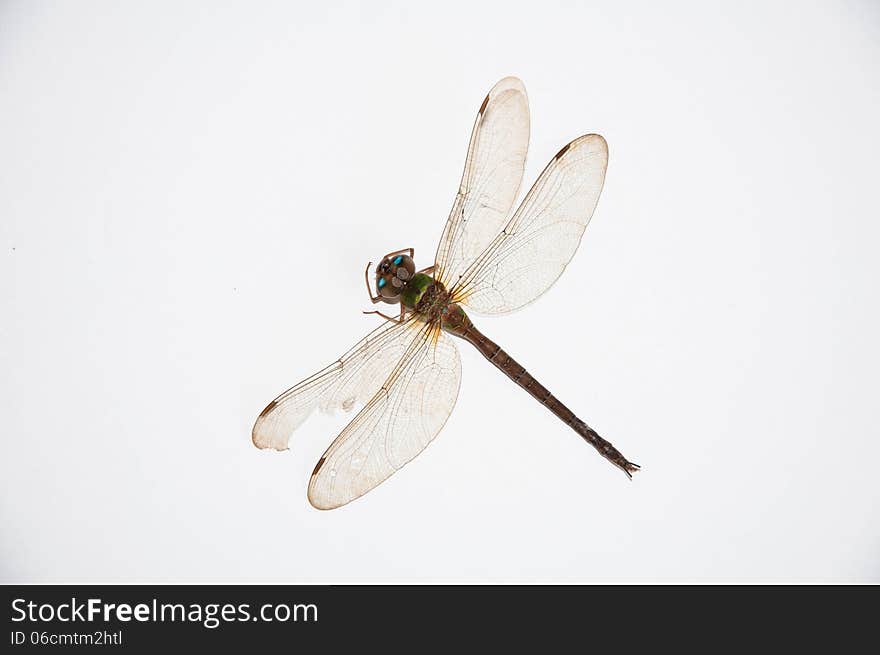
[253,77,639,510]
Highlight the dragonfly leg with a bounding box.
[417,265,435,275]
[363,308,406,323]
[363,261,383,303]
[382,247,415,261]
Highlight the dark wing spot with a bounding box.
[258,400,277,418]
[479,93,490,115]
[312,456,327,477]
[555,142,572,160]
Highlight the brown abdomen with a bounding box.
[442,304,639,477]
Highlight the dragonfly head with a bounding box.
[375,253,416,303]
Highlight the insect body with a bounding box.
[370,251,638,480]
[254,77,639,509]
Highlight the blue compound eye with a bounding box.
[392,255,403,265]
[377,278,386,289]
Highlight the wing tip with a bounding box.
[251,431,290,451]
[491,75,526,97]
[251,425,264,449]
[481,77,528,116]
[307,476,341,511]
[252,400,293,451]
[586,132,609,154]
[554,133,609,161]
[307,458,337,510]
[252,399,277,449]
[307,497,335,511]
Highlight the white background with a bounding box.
[2,1,878,583]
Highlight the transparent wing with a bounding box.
[252,315,423,451]
[308,321,462,510]
[433,76,530,289]
[452,134,608,315]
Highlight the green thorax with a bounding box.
[400,273,434,310]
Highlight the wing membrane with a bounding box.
[252,316,422,451]
[308,322,461,510]
[452,134,608,315]
[433,77,530,289]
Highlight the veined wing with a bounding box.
[433,77,529,289]
[452,134,608,315]
[308,321,461,510]
[252,315,423,451]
